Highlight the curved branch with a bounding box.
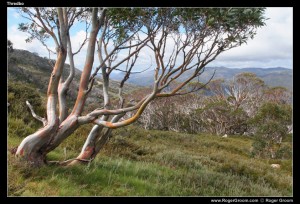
[72,18,90,56]
[26,100,47,126]
[64,34,75,87]
[112,64,152,74]
[93,83,158,129]
[77,94,149,125]
[161,69,216,97]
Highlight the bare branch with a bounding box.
[77,94,149,125]
[64,34,75,87]
[72,19,90,55]
[48,158,93,166]
[92,80,159,129]
[26,100,47,126]
[166,69,216,96]
[85,77,95,95]
[112,66,151,74]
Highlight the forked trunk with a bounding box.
[15,47,67,166]
[14,8,102,166]
[68,114,124,165]
[67,127,114,166]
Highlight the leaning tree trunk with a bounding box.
[68,114,124,165]
[15,50,67,165]
[15,8,101,166]
[15,8,68,166]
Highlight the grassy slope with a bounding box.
[7,50,292,196]
[8,124,292,196]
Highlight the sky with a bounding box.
[7,7,293,70]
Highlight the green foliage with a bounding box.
[251,136,268,158]
[18,7,266,55]
[61,124,94,152]
[171,8,266,46]
[195,99,248,135]
[264,86,291,104]
[18,8,54,44]
[8,6,290,197]
[234,72,265,88]
[275,144,292,159]
[249,102,292,159]
[8,118,36,138]
[8,81,46,129]
[254,103,292,124]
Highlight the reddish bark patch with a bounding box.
[105,121,115,128]
[72,91,85,115]
[78,146,94,159]
[19,148,24,156]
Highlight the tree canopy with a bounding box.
[13,7,267,166]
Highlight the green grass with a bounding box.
[8,124,292,196]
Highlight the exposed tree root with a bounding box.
[47,158,94,166]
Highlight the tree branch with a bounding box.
[26,100,47,126]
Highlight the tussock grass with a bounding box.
[8,125,292,196]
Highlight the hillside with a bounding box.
[110,66,293,91]
[8,49,293,196]
[8,49,140,109]
[8,125,292,196]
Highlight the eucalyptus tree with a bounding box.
[225,73,266,117]
[8,39,14,53]
[263,86,291,105]
[8,39,14,65]
[249,102,292,158]
[13,7,266,166]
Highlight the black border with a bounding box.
[3,0,297,203]
[2,0,295,7]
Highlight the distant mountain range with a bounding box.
[110,66,293,91]
[8,49,293,96]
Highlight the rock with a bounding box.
[270,164,280,169]
[243,132,249,136]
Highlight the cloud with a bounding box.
[7,24,91,70]
[68,30,90,69]
[212,7,293,68]
[7,25,52,58]
[13,12,20,19]
[8,7,292,70]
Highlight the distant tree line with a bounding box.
[137,72,292,159]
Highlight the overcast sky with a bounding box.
[7,7,293,70]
